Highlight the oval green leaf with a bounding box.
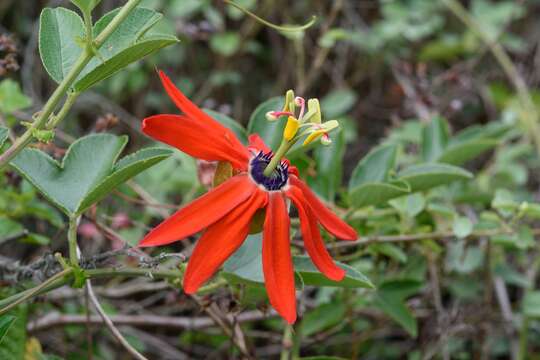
[349,181,410,208]
[10,134,171,216]
[247,96,285,151]
[397,163,473,192]
[349,143,398,191]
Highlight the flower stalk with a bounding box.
[68,216,80,266]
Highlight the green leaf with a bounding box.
[301,302,346,337]
[422,116,449,162]
[377,279,423,300]
[321,89,357,118]
[11,134,171,216]
[0,79,32,114]
[375,292,417,337]
[74,35,177,91]
[21,233,51,246]
[210,32,240,56]
[349,143,398,189]
[369,243,407,263]
[389,193,426,218]
[0,217,25,244]
[223,235,374,289]
[438,139,498,165]
[39,7,85,83]
[78,147,172,213]
[446,242,483,274]
[308,130,345,201]
[223,234,264,285]
[0,127,8,148]
[491,188,518,216]
[0,315,16,345]
[40,7,177,87]
[247,96,285,151]
[523,291,540,318]
[452,216,473,238]
[0,295,27,360]
[70,0,101,14]
[203,109,248,144]
[293,256,374,288]
[397,163,473,192]
[494,263,531,288]
[349,181,410,208]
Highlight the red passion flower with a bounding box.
[139,71,358,323]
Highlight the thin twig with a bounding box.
[327,227,540,249]
[86,280,149,360]
[190,295,253,359]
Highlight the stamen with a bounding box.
[283,116,300,141]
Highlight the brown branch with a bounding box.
[327,228,540,250]
[190,295,254,359]
[28,309,277,333]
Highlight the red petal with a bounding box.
[262,192,296,324]
[143,114,247,170]
[248,134,271,153]
[289,176,357,240]
[156,71,249,166]
[286,186,345,281]
[139,175,255,247]
[183,190,268,293]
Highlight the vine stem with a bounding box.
[442,0,540,155]
[280,324,294,360]
[68,216,80,266]
[222,0,316,32]
[518,315,529,360]
[0,0,142,170]
[0,268,72,316]
[0,267,185,312]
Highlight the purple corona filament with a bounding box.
[249,151,289,191]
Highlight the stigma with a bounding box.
[249,151,289,191]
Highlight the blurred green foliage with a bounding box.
[2,0,540,358]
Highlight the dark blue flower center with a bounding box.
[249,151,289,191]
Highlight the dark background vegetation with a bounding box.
[3,0,540,359]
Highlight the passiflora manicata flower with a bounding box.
[139,71,358,323]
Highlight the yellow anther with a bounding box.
[283,116,300,141]
[283,90,295,113]
[303,129,325,146]
[302,120,340,146]
[307,99,321,124]
[321,119,339,132]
